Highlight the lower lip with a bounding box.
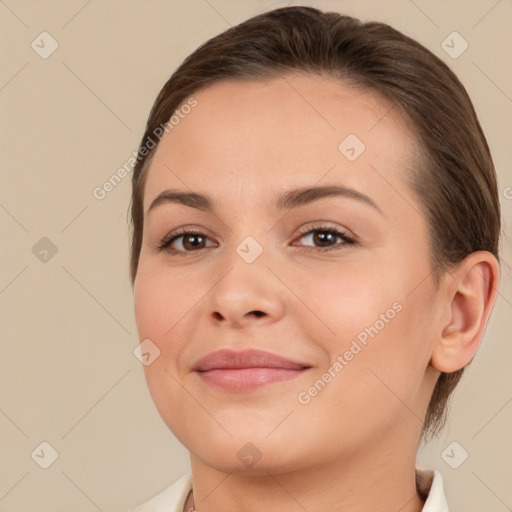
[196,368,306,392]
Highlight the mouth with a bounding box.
[192,348,311,392]
[196,367,309,392]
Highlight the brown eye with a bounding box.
[179,233,207,251]
[294,227,355,252]
[158,230,216,254]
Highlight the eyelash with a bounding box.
[157,224,356,256]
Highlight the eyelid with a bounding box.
[294,221,354,238]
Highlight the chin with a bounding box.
[190,444,304,475]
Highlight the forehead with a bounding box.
[142,74,417,212]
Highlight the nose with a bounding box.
[207,256,286,329]
[213,309,265,319]
[212,308,267,326]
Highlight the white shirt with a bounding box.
[130,468,449,512]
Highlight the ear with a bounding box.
[430,251,500,373]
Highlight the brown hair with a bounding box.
[128,6,500,440]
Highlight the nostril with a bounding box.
[251,310,265,317]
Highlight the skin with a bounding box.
[133,73,499,512]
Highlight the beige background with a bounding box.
[1,0,511,511]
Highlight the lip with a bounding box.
[192,348,311,392]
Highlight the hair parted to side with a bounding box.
[128,6,500,441]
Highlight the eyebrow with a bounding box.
[146,185,382,215]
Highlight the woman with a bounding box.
[128,6,500,511]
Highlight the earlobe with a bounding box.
[430,251,500,374]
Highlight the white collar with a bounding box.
[417,468,450,511]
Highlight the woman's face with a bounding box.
[134,74,442,473]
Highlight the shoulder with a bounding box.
[128,472,193,512]
[417,467,449,512]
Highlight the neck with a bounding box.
[185,429,425,512]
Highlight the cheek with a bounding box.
[133,268,211,386]
[333,285,437,422]
[134,266,199,342]
[295,261,401,346]
[301,259,435,398]
[133,275,169,338]
[133,271,188,387]
[133,272,195,432]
